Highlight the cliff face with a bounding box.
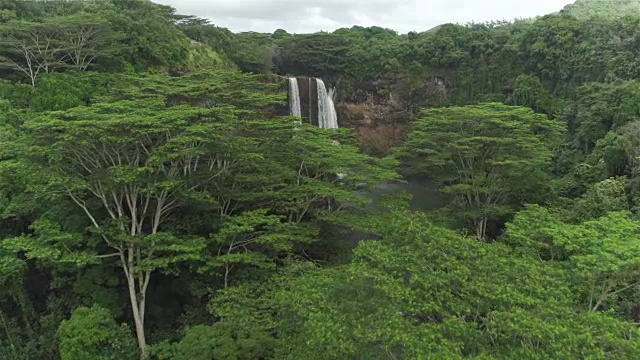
[338,76,449,121]
[279,72,454,156]
[295,77,319,127]
[330,75,451,156]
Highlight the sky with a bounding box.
[152,0,576,34]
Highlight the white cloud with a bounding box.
[153,0,575,33]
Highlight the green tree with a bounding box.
[565,81,640,153]
[13,0,88,21]
[398,103,563,239]
[53,14,121,71]
[100,0,190,70]
[3,71,399,356]
[274,33,350,78]
[506,205,640,315]
[508,74,562,116]
[271,211,640,359]
[151,323,275,360]
[9,97,215,354]
[571,177,630,221]
[562,0,640,19]
[59,306,137,360]
[0,20,66,85]
[0,0,16,23]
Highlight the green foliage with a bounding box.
[571,177,630,221]
[398,103,563,239]
[508,74,563,115]
[73,272,125,318]
[1,69,398,355]
[13,0,89,21]
[506,205,640,314]
[98,0,191,70]
[59,306,137,360]
[151,278,285,360]
[4,2,640,359]
[0,241,22,283]
[176,18,270,73]
[272,211,640,359]
[152,323,275,360]
[184,42,233,71]
[0,12,123,84]
[0,310,64,360]
[562,0,640,19]
[0,0,218,80]
[565,81,640,153]
[274,33,350,78]
[0,10,15,23]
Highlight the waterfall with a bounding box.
[288,77,301,119]
[315,79,343,178]
[316,79,339,129]
[286,77,343,178]
[327,87,338,127]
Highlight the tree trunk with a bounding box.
[124,263,147,357]
[474,217,486,241]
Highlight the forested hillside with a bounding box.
[2,0,640,359]
[562,0,640,18]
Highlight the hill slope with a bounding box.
[562,0,640,18]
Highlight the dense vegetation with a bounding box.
[2,0,640,358]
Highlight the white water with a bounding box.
[288,77,343,177]
[327,87,338,127]
[316,80,343,177]
[288,77,301,119]
[316,79,339,129]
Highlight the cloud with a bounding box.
[152,0,575,33]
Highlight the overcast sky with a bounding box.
[152,0,576,34]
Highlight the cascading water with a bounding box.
[316,79,339,129]
[288,77,301,119]
[286,77,343,176]
[315,79,344,178]
[327,87,338,127]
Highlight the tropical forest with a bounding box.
[2,0,640,358]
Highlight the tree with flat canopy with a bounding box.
[398,103,563,240]
[213,210,640,359]
[2,71,399,356]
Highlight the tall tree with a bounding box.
[54,14,120,71]
[0,20,66,85]
[220,211,640,359]
[506,205,640,315]
[58,305,138,360]
[4,71,399,356]
[398,103,563,239]
[10,98,218,355]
